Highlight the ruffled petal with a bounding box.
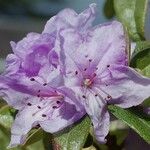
[99,65,150,108]
[40,98,85,133]
[0,75,59,109]
[3,54,21,76]
[93,21,128,74]
[8,96,84,148]
[43,3,96,34]
[83,91,110,143]
[60,21,127,85]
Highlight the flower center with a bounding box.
[83,78,93,88]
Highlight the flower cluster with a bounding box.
[0,4,150,148]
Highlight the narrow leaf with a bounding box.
[0,105,14,129]
[108,105,150,144]
[130,41,150,77]
[114,0,148,41]
[135,0,148,39]
[53,116,91,150]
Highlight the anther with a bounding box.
[27,103,32,106]
[30,78,35,81]
[52,106,57,109]
[56,101,61,104]
[43,83,47,86]
[42,114,47,117]
[82,95,86,99]
[37,106,41,109]
[84,68,87,71]
[95,94,98,97]
[107,65,110,68]
[75,71,78,75]
[107,95,112,99]
[89,59,92,62]
[37,94,40,97]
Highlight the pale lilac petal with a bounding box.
[40,99,85,133]
[0,76,58,109]
[8,97,62,148]
[8,96,84,148]
[99,65,150,108]
[60,21,127,83]
[3,54,21,76]
[83,92,110,143]
[43,3,96,34]
[93,21,128,74]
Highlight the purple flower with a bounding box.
[0,33,85,147]
[0,3,150,148]
[43,4,150,143]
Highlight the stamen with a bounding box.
[82,95,86,99]
[89,59,92,62]
[37,94,40,97]
[30,78,35,81]
[27,103,32,106]
[42,114,47,117]
[107,95,112,99]
[95,94,98,97]
[37,106,41,109]
[84,68,87,71]
[52,106,57,109]
[75,71,78,75]
[107,65,110,68]
[43,83,47,86]
[56,101,61,104]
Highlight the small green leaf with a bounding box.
[0,105,15,129]
[114,0,148,41]
[53,116,91,150]
[23,128,44,147]
[108,105,150,144]
[135,0,148,39]
[103,0,115,19]
[130,41,150,77]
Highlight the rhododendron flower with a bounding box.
[43,4,150,143]
[0,3,150,148]
[0,33,85,147]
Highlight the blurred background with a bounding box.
[0,0,113,72]
[0,0,150,149]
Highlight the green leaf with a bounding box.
[103,0,115,19]
[23,128,44,147]
[108,105,150,144]
[0,105,15,129]
[114,0,148,41]
[135,0,148,39]
[53,116,91,150]
[130,41,150,77]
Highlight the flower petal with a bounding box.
[39,99,85,133]
[99,65,150,108]
[93,21,128,74]
[43,3,96,34]
[60,21,127,83]
[83,91,110,143]
[8,96,84,148]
